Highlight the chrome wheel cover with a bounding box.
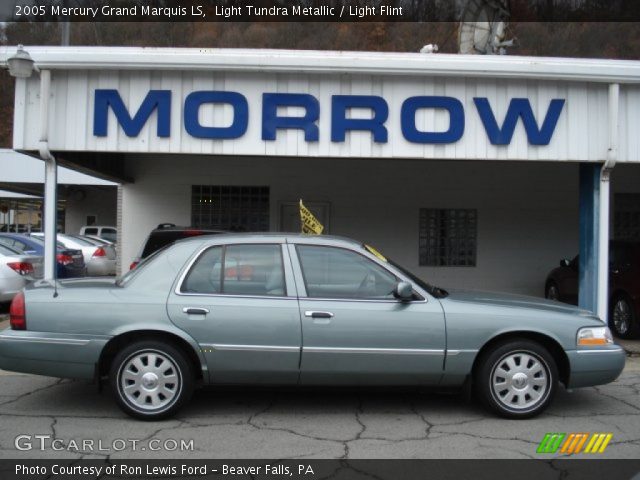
[118,349,182,412]
[613,299,631,335]
[490,351,549,412]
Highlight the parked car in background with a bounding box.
[129,223,225,269]
[69,235,117,265]
[31,233,115,277]
[0,233,86,279]
[0,234,624,420]
[545,241,640,339]
[0,243,43,302]
[79,226,117,243]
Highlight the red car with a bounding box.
[545,241,640,339]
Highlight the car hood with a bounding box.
[442,289,596,317]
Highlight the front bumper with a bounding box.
[0,328,110,380]
[566,346,626,388]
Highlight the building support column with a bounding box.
[578,163,600,314]
[579,83,618,322]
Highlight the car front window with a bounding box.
[297,245,398,300]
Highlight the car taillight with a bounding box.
[6,262,34,276]
[9,291,26,330]
[56,254,73,266]
[129,261,139,270]
[184,230,204,236]
[92,247,106,257]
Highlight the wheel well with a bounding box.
[471,331,570,387]
[98,330,204,380]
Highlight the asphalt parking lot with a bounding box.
[0,314,639,460]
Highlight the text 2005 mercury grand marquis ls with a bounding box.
[0,234,625,420]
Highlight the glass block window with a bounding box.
[419,209,477,267]
[614,194,640,241]
[191,186,269,232]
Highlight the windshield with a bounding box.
[361,244,448,298]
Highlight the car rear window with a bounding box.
[141,230,222,259]
[0,243,22,256]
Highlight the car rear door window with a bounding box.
[181,244,285,297]
[296,245,397,299]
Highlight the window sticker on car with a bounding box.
[364,244,387,262]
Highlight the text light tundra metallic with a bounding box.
[0,234,625,420]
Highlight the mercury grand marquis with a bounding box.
[0,234,625,420]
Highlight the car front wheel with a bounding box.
[109,341,194,420]
[475,339,558,419]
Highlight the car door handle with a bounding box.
[183,307,210,315]
[304,311,334,319]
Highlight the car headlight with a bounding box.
[577,326,614,346]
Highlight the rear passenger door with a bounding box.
[167,242,302,384]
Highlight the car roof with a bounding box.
[174,232,362,247]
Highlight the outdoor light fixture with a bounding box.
[7,45,37,78]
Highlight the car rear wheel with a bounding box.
[475,339,558,419]
[610,294,640,339]
[109,341,194,420]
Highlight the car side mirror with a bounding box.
[394,281,413,301]
[560,259,570,268]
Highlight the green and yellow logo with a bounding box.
[537,432,613,454]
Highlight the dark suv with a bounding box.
[545,241,640,339]
[130,224,225,269]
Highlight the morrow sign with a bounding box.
[93,90,566,146]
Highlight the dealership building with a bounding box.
[2,46,640,319]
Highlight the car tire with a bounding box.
[109,340,195,420]
[545,281,560,301]
[475,339,558,419]
[610,293,640,339]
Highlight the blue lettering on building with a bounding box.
[94,89,171,138]
[401,96,465,144]
[331,95,389,143]
[93,89,565,146]
[262,93,319,141]
[184,91,248,139]
[474,98,566,146]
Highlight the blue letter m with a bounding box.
[474,97,565,146]
[94,89,171,138]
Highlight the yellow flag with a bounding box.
[299,200,324,235]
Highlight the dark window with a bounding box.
[181,244,285,297]
[84,227,98,235]
[191,185,269,232]
[419,209,477,267]
[615,194,640,241]
[297,245,398,299]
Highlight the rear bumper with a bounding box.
[566,346,626,388]
[0,276,26,302]
[0,329,110,380]
[87,259,116,276]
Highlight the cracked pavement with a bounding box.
[0,354,638,460]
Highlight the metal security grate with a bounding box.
[419,208,477,267]
[614,194,640,241]
[191,186,270,232]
